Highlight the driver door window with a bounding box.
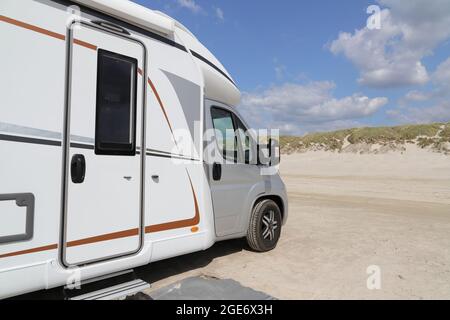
[211,107,238,163]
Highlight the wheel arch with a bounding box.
[252,194,285,223]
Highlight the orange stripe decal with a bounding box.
[147,77,175,135]
[0,244,58,259]
[0,228,139,259]
[73,38,97,51]
[145,171,200,233]
[137,68,177,145]
[67,228,139,247]
[0,15,96,51]
[0,15,65,41]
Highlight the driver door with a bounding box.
[206,102,262,237]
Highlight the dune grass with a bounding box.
[348,123,442,144]
[280,122,449,153]
[440,123,450,142]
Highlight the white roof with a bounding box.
[73,0,176,35]
[73,0,240,106]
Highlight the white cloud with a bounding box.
[238,82,388,135]
[433,56,450,91]
[215,7,224,21]
[404,90,429,102]
[176,0,202,14]
[387,102,450,124]
[398,89,431,108]
[389,57,450,123]
[330,0,450,88]
[401,56,450,103]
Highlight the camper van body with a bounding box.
[0,0,288,298]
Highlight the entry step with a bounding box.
[65,270,150,300]
[70,279,150,300]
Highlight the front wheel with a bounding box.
[246,199,282,252]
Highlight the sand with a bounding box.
[139,146,450,299]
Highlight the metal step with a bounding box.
[64,270,150,300]
[69,279,150,300]
[65,269,134,290]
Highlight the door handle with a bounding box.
[71,154,86,184]
[212,162,222,181]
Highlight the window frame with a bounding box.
[210,106,239,163]
[95,48,138,156]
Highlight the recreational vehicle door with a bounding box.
[206,102,263,237]
[61,22,146,266]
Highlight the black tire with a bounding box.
[246,199,282,252]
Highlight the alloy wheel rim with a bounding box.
[262,210,278,241]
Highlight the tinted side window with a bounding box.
[95,49,137,156]
[211,107,237,162]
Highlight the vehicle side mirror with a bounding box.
[256,138,270,166]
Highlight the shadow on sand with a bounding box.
[134,238,246,284]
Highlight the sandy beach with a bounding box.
[139,147,450,299]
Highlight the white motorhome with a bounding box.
[0,0,288,299]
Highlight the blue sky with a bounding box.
[132,0,450,134]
